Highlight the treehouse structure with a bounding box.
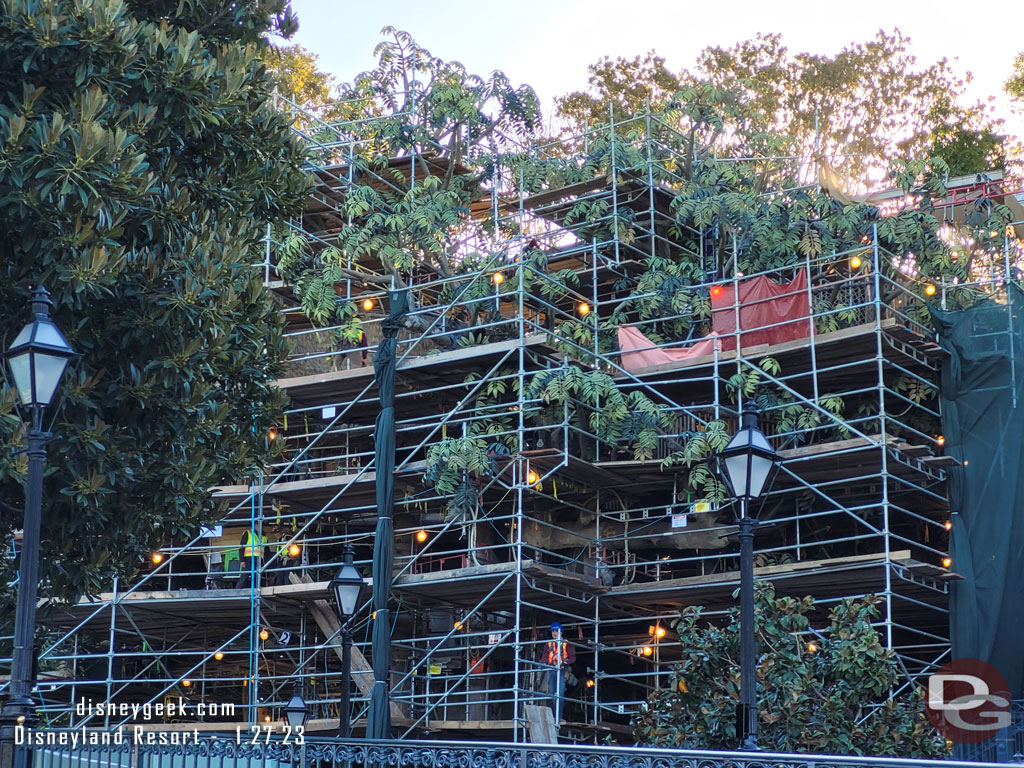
[34,94,1024,743]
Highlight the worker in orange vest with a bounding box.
[543,622,575,723]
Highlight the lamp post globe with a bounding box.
[717,400,779,508]
[284,681,309,729]
[5,288,75,421]
[715,400,780,752]
[331,544,365,621]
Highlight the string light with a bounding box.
[416,530,428,543]
[182,679,192,688]
[944,520,953,531]
[454,620,463,631]
[268,425,278,441]
[260,629,270,641]
[492,273,504,285]
[288,543,301,557]
[526,469,539,485]
[648,625,666,638]
[925,284,937,296]
[263,715,272,723]
[710,286,724,299]
[585,678,595,688]
[942,556,953,568]
[850,256,862,269]
[151,552,164,565]
[362,298,375,311]
[937,435,945,446]
[807,642,818,653]
[214,651,225,661]
[641,646,653,657]
[578,302,591,316]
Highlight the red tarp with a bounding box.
[711,269,813,350]
[618,325,720,373]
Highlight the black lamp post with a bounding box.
[716,400,779,751]
[0,288,75,767]
[330,544,365,738]
[284,680,310,730]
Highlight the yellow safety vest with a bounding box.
[242,531,267,558]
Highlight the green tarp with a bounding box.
[933,284,1024,697]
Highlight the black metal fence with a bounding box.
[16,735,1024,768]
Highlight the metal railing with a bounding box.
[18,734,1014,768]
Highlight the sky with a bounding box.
[286,0,1024,140]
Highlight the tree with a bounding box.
[558,31,1005,182]
[633,584,946,757]
[0,0,308,603]
[1007,53,1024,103]
[555,51,685,131]
[265,43,342,123]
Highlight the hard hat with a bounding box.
[550,622,562,631]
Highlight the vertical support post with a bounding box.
[738,508,758,751]
[339,628,353,738]
[0,428,47,768]
[872,224,894,650]
[609,103,620,264]
[105,578,117,728]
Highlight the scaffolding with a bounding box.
[27,93,1024,743]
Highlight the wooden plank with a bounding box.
[610,550,913,596]
[525,704,559,744]
[615,319,900,378]
[275,334,548,392]
[212,461,427,498]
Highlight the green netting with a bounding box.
[932,283,1024,697]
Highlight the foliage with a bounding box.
[633,584,946,757]
[1008,53,1024,103]
[558,30,1007,183]
[264,44,340,120]
[528,366,674,461]
[556,51,685,131]
[0,0,307,602]
[924,101,1006,176]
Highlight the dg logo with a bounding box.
[927,658,1012,744]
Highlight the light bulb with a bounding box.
[526,470,539,485]
[942,556,952,568]
[807,642,818,653]
[492,273,504,285]
[268,425,278,441]
[214,651,225,661]
[362,298,375,311]
[850,256,862,269]
[182,679,192,688]
[641,646,653,656]
[416,530,428,543]
[288,543,301,557]
[937,435,945,446]
[578,302,591,316]
[925,284,937,296]
[260,629,270,641]
[151,552,164,565]
[944,520,952,531]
